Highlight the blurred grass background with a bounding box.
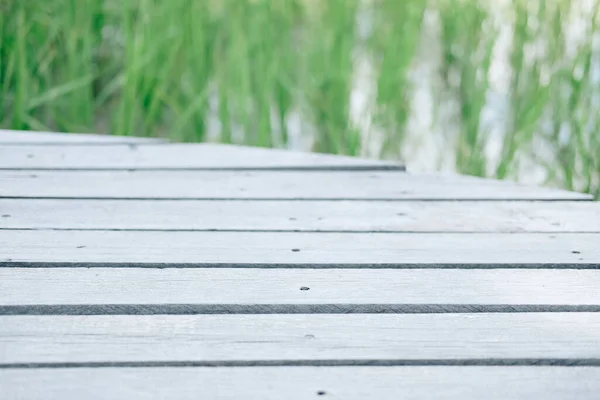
[0,0,599,196]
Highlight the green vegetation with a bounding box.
[1,0,599,196]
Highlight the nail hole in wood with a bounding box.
[291,248,300,252]
[572,250,581,254]
[27,154,34,159]
[1,214,10,218]
[300,286,310,291]
[317,391,326,396]
[396,212,406,216]
[76,245,86,249]
[305,334,315,339]
[289,217,297,221]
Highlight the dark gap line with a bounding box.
[2,304,600,316]
[0,166,406,172]
[0,198,592,203]
[0,197,592,202]
[1,262,598,269]
[0,228,597,234]
[3,359,600,369]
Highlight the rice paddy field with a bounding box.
[1,0,599,196]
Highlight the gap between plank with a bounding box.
[2,359,599,369]
[0,228,596,234]
[2,262,599,269]
[0,195,594,203]
[0,166,406,172]
[1,304,600,315]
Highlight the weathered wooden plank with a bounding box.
[0,231,596,267]
[1,314,599,364]
[1,199,598,232]
[2,367,600,400]
[0,129,164,145]
[1,269,599,315]
[0,170,591,200]
[0,143,404,170]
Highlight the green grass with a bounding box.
[0,0,599,197]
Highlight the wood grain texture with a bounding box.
[1,269,599,315]
[2,314,600,364]
[0,143,404,170]
[1,199,599,232]
[0,170,591,200]
[0,230,596,267]
[3,367,600,400]
[0,130,164,145]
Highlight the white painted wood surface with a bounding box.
[0,230,596,266]
[2,314,600,364]
[1,199,598,232]
[0,170,591,200]
[1,269,599,314]
[0,144,404,170]
[0,129,163,144]
[3,367,600,400]
[1,130,598,398]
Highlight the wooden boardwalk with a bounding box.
[1,129,600,399]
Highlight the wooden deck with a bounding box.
[1,129,599,399]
